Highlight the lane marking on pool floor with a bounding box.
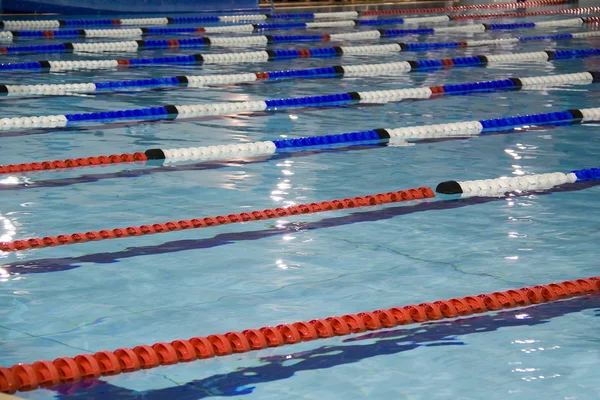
[2,30,599,72]
[1,105,600,175]
[0,1,572,29]
[0,68,598,132]
[0,16,596,54]
[1,48,598,96]
[1,274,598,393]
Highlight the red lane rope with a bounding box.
[452,6,600,19]
[0,186,435,253]
[0,152,148,174]
[361,0,570,15]
[1,275,597,393]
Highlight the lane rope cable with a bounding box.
[0,1,572,29]
[1,105,599,175]
[0,64,599,132]
[1,11,599,41]
[0,15,466,40]
[2,30,598,72]
[1,48,598,96]
[0,17,594,54]
[0,274,598,393]
[0,166,599,253]
[0,186,437,253]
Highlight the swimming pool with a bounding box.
[0,1,599,398]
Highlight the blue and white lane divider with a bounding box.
[0,1,577,29]
[1,16,589,41]
[1,32,599,73]
[142,107,600,164]
[0,71,598,132]
[436,167,600,197]
[0,18,584,54]
[0,15,456,40]
[0,12,366,30]
[2,49,598,96]
[2,107,598,176]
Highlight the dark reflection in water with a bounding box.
[53,295,600,399]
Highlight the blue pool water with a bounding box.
[1,1,599,399]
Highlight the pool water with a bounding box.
[0,1,599,399]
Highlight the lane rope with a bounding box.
[0,186,436,253]
[450,7,600,19]
[0,164,597,252]
[0,3,595,396]
[1,48,597,96]
[0,1,571,29]
[2,105,598,175]
[0,16,454,40]
[2,11,599,41]
[436,168,600,197]
[2,30,598,72]
[0,17,593,55]
[0,64,598,132]
[362,0,571,16]
[1,275,598,393]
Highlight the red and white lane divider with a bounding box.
[1,275,598,393]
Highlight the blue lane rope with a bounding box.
[0,18,587,54]
[0,70,598,132]
[2,106,599,176]
[1,18,448,39]
[6,19,552,39]
[0,34,598,71]
[0,2,578,29]
[3,49,598,96]
[145,107,600,162]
